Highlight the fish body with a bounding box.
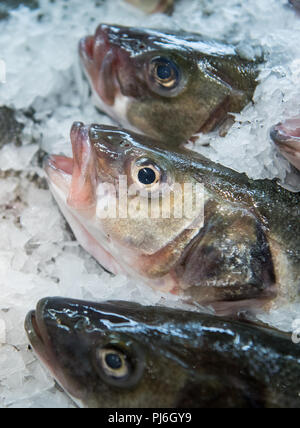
[271,117,300,172]
[45,123,300,315]
[124,0,175,14]
[79,25,260,148]
[25,298,300,408]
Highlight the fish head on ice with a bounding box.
[25,298,300,408]
[44,122,202,293]
[24,298,200,408]
[45,122,281,314]
[79,24,259,147]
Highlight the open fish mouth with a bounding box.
[79,26,124,107]
[44,123,129,277]
[44,122,97,210]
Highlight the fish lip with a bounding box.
[25,298,53,364]
[44,122,94,198]
[25,298,87,403]
[271,119,300,145]
[25,311,45,352]
[271,123,300,170]
[44,154,73,177]
[79,26,122,106]
[79,35,95,64]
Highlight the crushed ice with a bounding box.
[0,0,299,408]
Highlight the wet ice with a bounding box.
[0,0,299,408]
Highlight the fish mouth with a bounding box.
[25,298,87,403]
[79,25,123,107]
[271,119,300,170]
[44,122,129,276]
[44,122,97,210]
[25,299,55,368]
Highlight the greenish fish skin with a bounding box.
[44,124,300,315]
[25,297,300,408]
[79,25,261,148]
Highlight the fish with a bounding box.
[124,0,175,15]
[271,117,300,172]
[25,297,300,408]
[44,123,300,315]
[79,25,260,148]
[289,0,300,11]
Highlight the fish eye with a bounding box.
[94,342,145,389]
[133,159,162,188]
[149,57,180,90]
[98,348,130,379]
[138,167,158,185]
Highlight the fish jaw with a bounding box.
[45,122,98,213]
[79,32,117,107]
[44,123,181,290]
[271,118,300,171]
[44,123,126,276]
[79,26,137,129]
[25,298,93,407]
[25,299,85,407]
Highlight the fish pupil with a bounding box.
[138,168,156,185]
[105,353,122,370]
[157,64,172,80]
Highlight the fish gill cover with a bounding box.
[0,0,299,408]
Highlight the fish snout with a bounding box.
[89,124,133,154]
[79,35,95,63]
[271,119,300,171]
[67,122,98,210]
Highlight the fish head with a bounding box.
[79,24,258,147]
[44,123,203,292]
[25,298,284,408]
[25,298,193,408]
